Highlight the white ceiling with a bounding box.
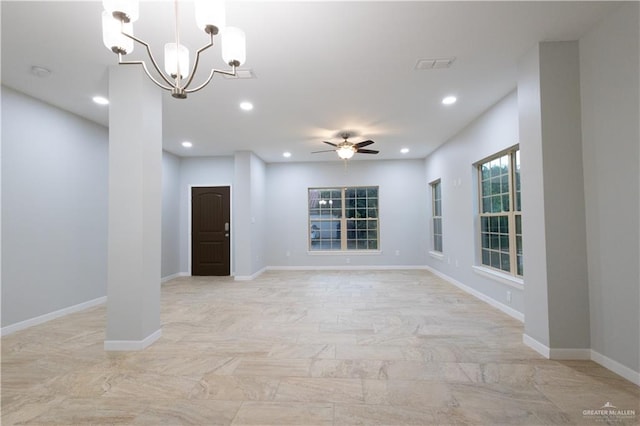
[1,1,618,163]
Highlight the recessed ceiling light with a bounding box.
[240,101,253,111]
[92,96,109,105]
[400,148,410,154]
[283,152,292,158]
[181,141,193,148]
[442,96,457,105]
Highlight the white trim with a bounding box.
[104,328,162,351]
[267,265,429,272]
[523,334,550,358]
[549,348,591,360]
[472,265,524,290]
[591,350,640,386]
[161,272,189,283]
[1,296,107,336]
[234,267,267,281]
[425,265,525,322]
[307,250,382,256]
[429,251,445,261]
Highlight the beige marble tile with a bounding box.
[191,375,280,401]
[275,377,365,404]
[334,403,439,425]
[362,379,456,408]
[134,400,242,425]
[231,358,312,377]
[231,401,334,425]
[3,270,638,425]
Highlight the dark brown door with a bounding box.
[192,186,230,276]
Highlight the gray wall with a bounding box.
[518,41,591,350]
[580,3,639,374]
[424,92,523,314]
[265,159,429,268]
[233,152,267,278]
[161,151,181,279]
[1,87,108,327]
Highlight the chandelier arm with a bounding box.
[182,34,215,91]
[184,64,237,94]
[117,53,174,92]
[122,32,176,88]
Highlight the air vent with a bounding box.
[223,69,256,79]
[415,57,456,70]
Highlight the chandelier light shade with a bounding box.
[164,43,190,79]
[101,0,246,99]
[222,27,246,66]
[194,0,226,34]
[102,11,134,54]
[102,0,139,23]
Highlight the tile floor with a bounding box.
[2,270,638,425]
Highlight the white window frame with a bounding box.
[308,186,380,252]
[476,146,523,278]
[430,179,443,253]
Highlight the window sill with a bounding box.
[307,250,382,256]
[429,251,445,261]
[472,265,524,290]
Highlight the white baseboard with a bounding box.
[523,334,550,358]
[424,266,524,322]
[104,328,162,351]
[161,272,189,283]
[523,335,639,385]
[266,265,430,271]
[523,334,591,360]
[1,296,107,337]
[591,349,640,386]
[550,347,592,360]
[234,267,267,281]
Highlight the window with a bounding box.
[431,180,443,252]
[478,147,523,277]
[309,187,379,251]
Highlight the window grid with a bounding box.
[478,148,523,277]
[309,187,379,251]
[431,180,442,253]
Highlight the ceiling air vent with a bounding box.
[415,57,456,70]
[223,69,256,79]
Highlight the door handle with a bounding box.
[224,222,230,231]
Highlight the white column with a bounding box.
[518,41,590,356]
[105,66,162,350]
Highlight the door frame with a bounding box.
[188,184,233,276]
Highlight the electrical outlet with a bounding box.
[395,250,400,256]
[346,258,351,264]
[286,251,290,257]
[507,291,512,303]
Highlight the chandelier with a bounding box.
[101,0,246,99]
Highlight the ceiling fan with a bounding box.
[312,132,379,160]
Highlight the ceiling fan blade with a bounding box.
[323,141,338,147]
[356,149,379,154]
[354,140,374,148]
[311,149,337,154]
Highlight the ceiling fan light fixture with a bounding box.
[337,145,356,160]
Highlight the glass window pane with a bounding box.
[491,251,501,268]
[500,235,509,252]
[482,233,490,249]
[501,253,511,272]
[482,249,491,266]
[502,195,510,212]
